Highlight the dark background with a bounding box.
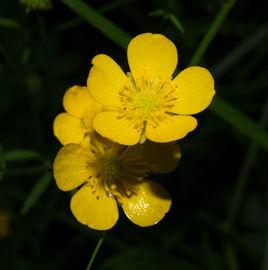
[0,0,268,269]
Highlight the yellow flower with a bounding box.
[87,33,215,145]
[53,85,102,145]
[53,135,180,230]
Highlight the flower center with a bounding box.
[101,158,122,181]
[118,75,178,131]
[133,90,160,113]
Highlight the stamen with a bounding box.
[118,74,177,130]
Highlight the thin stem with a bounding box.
[86,231,106,270]
[189,0,236,66]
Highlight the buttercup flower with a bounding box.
[53,134,180,230]
[53,85,102,145]
[87,33,215,145]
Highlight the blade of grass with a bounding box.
[20,172,52,215]
[60,0,130,48]
[189,0,236,65]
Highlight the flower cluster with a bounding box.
[53,33,215,230]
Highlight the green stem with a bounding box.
[190,0,236,66]
[86,231,106,270]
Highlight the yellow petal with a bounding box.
[120,181,171,227]
[146,115,197,143]
[53,113,86,145]
[93,111,141,145]
[90,133,125,158]
[171,67,215,114]
[87,54,127,108]
[122,141,181,173]
[63,85,102,119]
[70,184,118,230]
[53,144,94,191]
[127,33,178,80]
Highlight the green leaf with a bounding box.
[20,172,52,215]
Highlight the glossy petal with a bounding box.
[171,67,215,114]
[146,115,197,143]
[127,33,178,80]
[63,85,101,119]
[71,184,118,230]
[87,54,127,108]
[120,181,171,227]
[93,111,141,145]
[53,144,94,191]
[122,141,181,173]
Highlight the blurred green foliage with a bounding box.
[0,0,268,269]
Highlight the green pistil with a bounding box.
[135,91,159,113]
[102,159,122,181]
